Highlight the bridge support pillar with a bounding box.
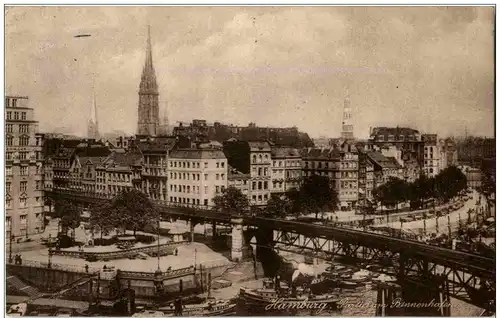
[231,218,243,262]
[188,220,195,242]
[212,221,217,240]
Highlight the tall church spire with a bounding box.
[340,90,354,140]
[88,87,99,140]
[137,25,160,136]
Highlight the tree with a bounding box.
[54,199,82,238]
[89,202,116,240]
[109,189,159,236]
[373,177,408,222]
[298,175,338,219]
[212,186,249,216]
[264,194,293,219]
[435,166,467,202]
[55,200,82,240]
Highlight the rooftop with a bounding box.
[169,148,227,160]
[300,147,341,160]
[271,147,300,158]
[366,151,402,169]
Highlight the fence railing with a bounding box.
[51,241,188,261]
[119,259,231,280]
[8,259,100,274]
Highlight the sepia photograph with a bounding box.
[4,5,496,317]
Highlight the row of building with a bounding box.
[5,92,463,239]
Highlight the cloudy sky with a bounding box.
[5,6,494,138]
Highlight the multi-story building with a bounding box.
[167,148,228,207]
[52,147,75,190]
[338,141,359,209]
[368,127,424,171]
[97,150,143,198]
[438,138,459,171]
[357,151,375,209]
[270,147,302,195]
[223,140,274,207]
[5,95,45,237]
[137,136,177,201]
[366,151,403,189]
[422,134,440,177]
[248,142,272,206]
[228,166,250,198]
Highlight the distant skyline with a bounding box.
[6,6,495,138]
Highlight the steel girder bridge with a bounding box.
[47,190,495,310]
[247,217,496,311]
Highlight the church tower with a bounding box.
[158,101,170,136]
[137,25,160,136]
[87,89,99,140]
[340,93,354,140]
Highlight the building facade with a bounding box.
[368,127,424,172]
[138,137,177,201]
[248,142,272,206]
[338,141,359,209]
[228,166,251,199]
[167,149,228,207]
[270,147,302,195]
[422,134,440,178]
[5,96,44,237]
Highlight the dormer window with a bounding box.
[377,135,384,142]
[399,135,405,141]
[388,135,394,142]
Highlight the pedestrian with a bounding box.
[18,255,22,265]
[85,264,89,273]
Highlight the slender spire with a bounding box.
[341,90,354,140]
[88,84,99,140]
[140,25,158,94]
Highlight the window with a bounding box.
[221,162,225,168]
[216,174,219,180]
[221,173,225,180]
[258,181,262,190]
[19,152,27,160]
[264,182,268,190]
[19,124,29,133]
[20,136,29,146]
[6,136,13,146]
[20,181,27,192]
[216,162,220,168]
[204,186,208,194]
[258,168,262,176]
[6,182,11,192]
[204,162,208,168]
[252,155,256,164]
[7,112,11,120]
[6,199,12,209]
[6,124,13,133]
[36,180,41,190]
[12,99,17,107]
[20,167,28,175]
[252,182,256,190]
[187,162,190,168]
[204,199,208,206]
[204,174,208,181]
[216,186,220,193]
[252,195,256,202]
[20,197,27,207]
[6,152,12,160]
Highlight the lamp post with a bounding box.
[157,219,160,272]
[48,234,53,268]
[8,219,13,263]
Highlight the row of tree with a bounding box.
[52,166,468,241]
[52,189,160,243]
[373,166,468,211]
[212,174,339,220]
